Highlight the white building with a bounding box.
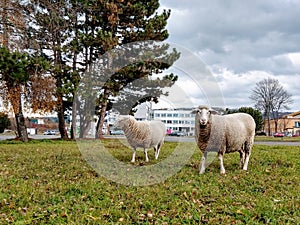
[153,108,195,136]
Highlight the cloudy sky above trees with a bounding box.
[157,0,300,111]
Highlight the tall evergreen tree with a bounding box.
[81,0,179,139]
[0,0,54,141]
[28,0,179,139]
[28,0,78,139]
[0,47,51,141]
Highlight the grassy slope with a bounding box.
[0,139,299,224]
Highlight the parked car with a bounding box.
[169,131,187,136]
[256,131,267,136]
[110,129,124,135]
[285,132,292,137]
[273,132,285,137]
[44,130,59,135]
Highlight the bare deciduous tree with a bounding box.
[250,77,293,135]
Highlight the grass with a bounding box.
[0,139,299,224]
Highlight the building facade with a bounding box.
[153,108,195,136]
[264,111,300,136]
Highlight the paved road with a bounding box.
[0,134,60,141]
[0,134,299,146]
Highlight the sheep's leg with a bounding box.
[154,146,159,160]
[199,152,207,174]
[239,150,245,168]
[144,148,149,162]
[154,141,163,160]
[243,141,253,171]
[243,153,251,171]
[131,148,136,163]
[218,153,226,174]
[243,151,251,171]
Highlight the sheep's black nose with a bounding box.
[200,119,207,124]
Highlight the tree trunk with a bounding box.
[274,120,278,133]
[71,15,79,140]
[56,88,68,139]
[95,104,107,139]
[8,85,28,142]
[70,99,77,140]
[15,111,28,142]
[95,88,110,139]
[57,104,68,139]
[267,117,271,136]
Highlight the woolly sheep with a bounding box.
[192,105,256,174]
[114,115,165,163]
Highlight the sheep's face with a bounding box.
[114,116,128,129]
[192,106,217,126]
[114,115,132,129]
[197,108,210,126]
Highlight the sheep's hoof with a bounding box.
[220,170,226,175]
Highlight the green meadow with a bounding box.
[0,139,299,224]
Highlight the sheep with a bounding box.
[192,105,256,174]
[114,115,165,163]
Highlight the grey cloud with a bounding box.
[161,0,300,74]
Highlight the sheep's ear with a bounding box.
[209,109,218,115]
[191,108,199,114]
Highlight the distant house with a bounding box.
[264,111,300,135]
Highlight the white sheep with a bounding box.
[192,105,256,174]
[114,115,165,163]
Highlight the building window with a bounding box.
[155,113,160,117]
[173,113,179,117]
[167,113,172,117]
[167,120,172,124]
[161,113,166,117]
[173,120,178,124]
[295,121,300,128]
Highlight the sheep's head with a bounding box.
[191,106,217,126]
[114,115,133,129]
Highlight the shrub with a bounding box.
[0,112,11,133]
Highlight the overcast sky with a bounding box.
[157,0,300,111]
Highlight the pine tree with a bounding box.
[0,47,51,141]
[28,0,179,139]
[0,0,54,141]
[79,0,179,139]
